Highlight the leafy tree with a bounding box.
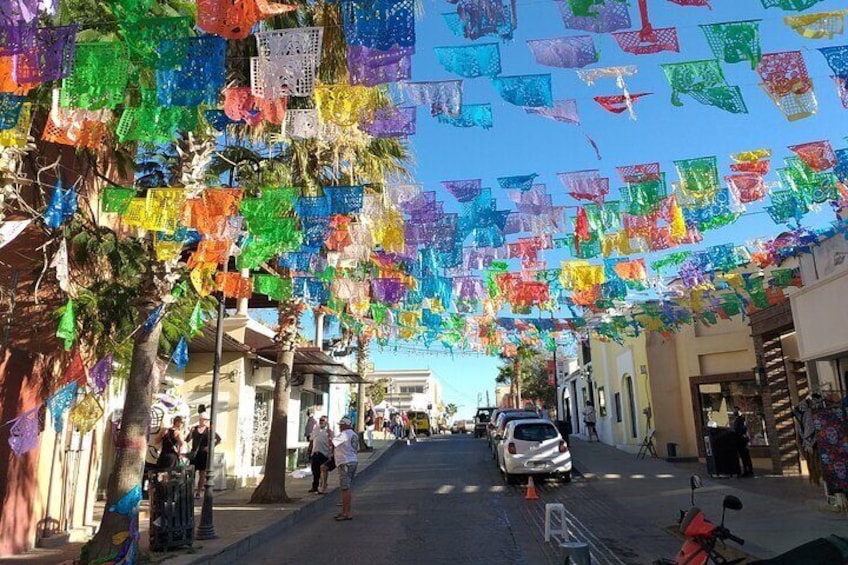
[445,403,458,421]
[496,345,555,410]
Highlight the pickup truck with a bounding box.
[473,407,496,438]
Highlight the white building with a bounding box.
[368,369,442,415]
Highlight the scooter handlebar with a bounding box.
[716,527,744,546]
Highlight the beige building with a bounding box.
[368,369,442,416]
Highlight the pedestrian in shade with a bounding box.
[188,415,221,499]
[332,416,359,521]
[307,415,331,494]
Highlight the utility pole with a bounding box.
[485,390,490,407]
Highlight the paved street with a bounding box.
[246,434,555,564]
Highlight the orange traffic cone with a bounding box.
[525,476,539,500]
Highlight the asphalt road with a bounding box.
[245,434,554,565]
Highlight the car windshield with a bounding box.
[514,423,558,442]
[499,412,538,431]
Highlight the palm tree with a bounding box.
[445,403,458,421]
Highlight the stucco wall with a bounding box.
[646,332,693,457]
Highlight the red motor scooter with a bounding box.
[655,475,848,565]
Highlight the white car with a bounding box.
[497,419,572,484]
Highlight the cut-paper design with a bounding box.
[60,42,129,110]
[435,43,501,78]
[12,24,77,84]
[8,407,40,457]
[819,45,848,109]
[612,0,679,55]
[315,84,380,127]
[558,170,609,205]
[761,0,824,12]
[399,80,462,116]
[662,59,747,114]
[700,20,762,69]
[757,51,816,121]
[594,93,651,114]
[252,27,323,98]
[785,10,848,39]
[341,0,415,50]
[788,140,838,172]
[492,74,552,107]
[197,0,296,40]
[557,0,631,33]
[156,36,226,107]
[452,0,517,41]
[361,106,416,137]
[436,103,493,129]
[527,36,597,69]
[525,99,580,124]
[347,44,413,87]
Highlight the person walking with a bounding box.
[304,409,317,441]
[584,401,599,442]
[187,415,221,499]
[156,416,185,469]
[332,416,359,521]
[364,404,375,449]
[733,407,754,477]
[307,415,331,494]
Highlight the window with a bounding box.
[598,387,607,418]
[514,423,558,442]
[697,380,768,446]
[614,392,622,423]
[399,385,424,394]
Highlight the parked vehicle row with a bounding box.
[480,407,572,485]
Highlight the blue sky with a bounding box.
[371,0,848,420]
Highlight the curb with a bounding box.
[184,441,403,565]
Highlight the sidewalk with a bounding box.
[567,437,848,559]
[5,439,400,565]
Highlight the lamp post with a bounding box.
[196,259,227,539]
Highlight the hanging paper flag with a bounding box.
[778,157,839,205]
[578,66,643,119]
[47,382,77,433]
[89,354,113,394]
[436,103,493,129]
[788,140,838,172]
[8,407,40,457]
[594,93,652,115]
[56,298,75,350]
[700,20,762,69]
[252,27,323,98]
[116,90,198,144]
[216,272,253,299]
[761,0,824,12]
[347,44,413,87]
[186,302,203,336]
[399,80,463,116]
[0,18,36,57]
[50,239,70,293]
[156,36,226,107]
[613,0,679,55]
[435,44,501,79]
[197,0,296,40]
[757,51,816,121]
[61,42,130,110]
[662,60,747,114]
[492,74,552,108]
[68,393,103,433]
[315,84,381,127]
[819,46,848,109]
[785,10,848,39]
[498,174,538,191]
[328,186,365,215]
[767,190,808,225]
[667,0,711,6]
[43,182,77,229]
[142,304,163,334]
[361,106,416,138]
[223,87,287,126]
[617,162,661,183]
[280,109,319,140]
[254,274,293,301]
[120,16,192,66]
[558,170,610,205]
[726,149,770,204]
[341,0,415,50]
[371,278,407,303]
[453,0,516,41]
[109,485,142,515]
[675,156,720,202]
[0,218,30,249]
[12,24,77,84]
[558,0,631,33]
[171,337,189,369]
[442,179,483,203]
[525,99,580,125]
[0,101,31,147]
[527,36,597,69]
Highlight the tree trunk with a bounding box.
[250,300,301,504]
[81,303,162,564]
[514,358,522,409]
[354,335,369,434]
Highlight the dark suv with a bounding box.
[473,407,496,438]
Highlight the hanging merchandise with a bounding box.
[785,10,848,39]
[612,0,679,55]
[492,74,553,108]
[819,46,848,109]
[60,42,129,110]
[8,406,41,457]
[558,0,631,33]
[757,51,817,121]
[341,0,415,50]
[361,106,416,138]
[399,80,463,116]
[436,103,493,129]
[68,393,103,433]
[662,59,748,114]
[197,0,296,40]
[700,20,762,69]
[252,27,324,98]
[527,36,597,69]
[347,44,413,87]
[435,43,501,78]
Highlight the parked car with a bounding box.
[497,419,572,484]
[450,420,467,434]
[473,407,496,438]
[490,410,540,460]
[406,411,432,436]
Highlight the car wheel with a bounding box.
[559,471,572,483]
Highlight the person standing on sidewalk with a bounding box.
[364,404,375,449]
[584,401,599,442]
[307,416,331,494]
[733,407,754,477]
[304,409,317,441]
[332,416,359,521]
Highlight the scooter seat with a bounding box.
[748,536,848,565]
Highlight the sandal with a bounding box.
[334,515,353,521]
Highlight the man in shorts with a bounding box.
[331,415,359,521]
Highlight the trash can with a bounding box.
[148,467,195,552]
[560,541,591,565]
[705,427,741,477]
[667,442,678,458]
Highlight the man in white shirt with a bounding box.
[307,416,331,494]
[332,416,359,521]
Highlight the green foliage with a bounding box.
[496,346,556,409]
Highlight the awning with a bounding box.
[189,325,252,354]
[255,345,365,383]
